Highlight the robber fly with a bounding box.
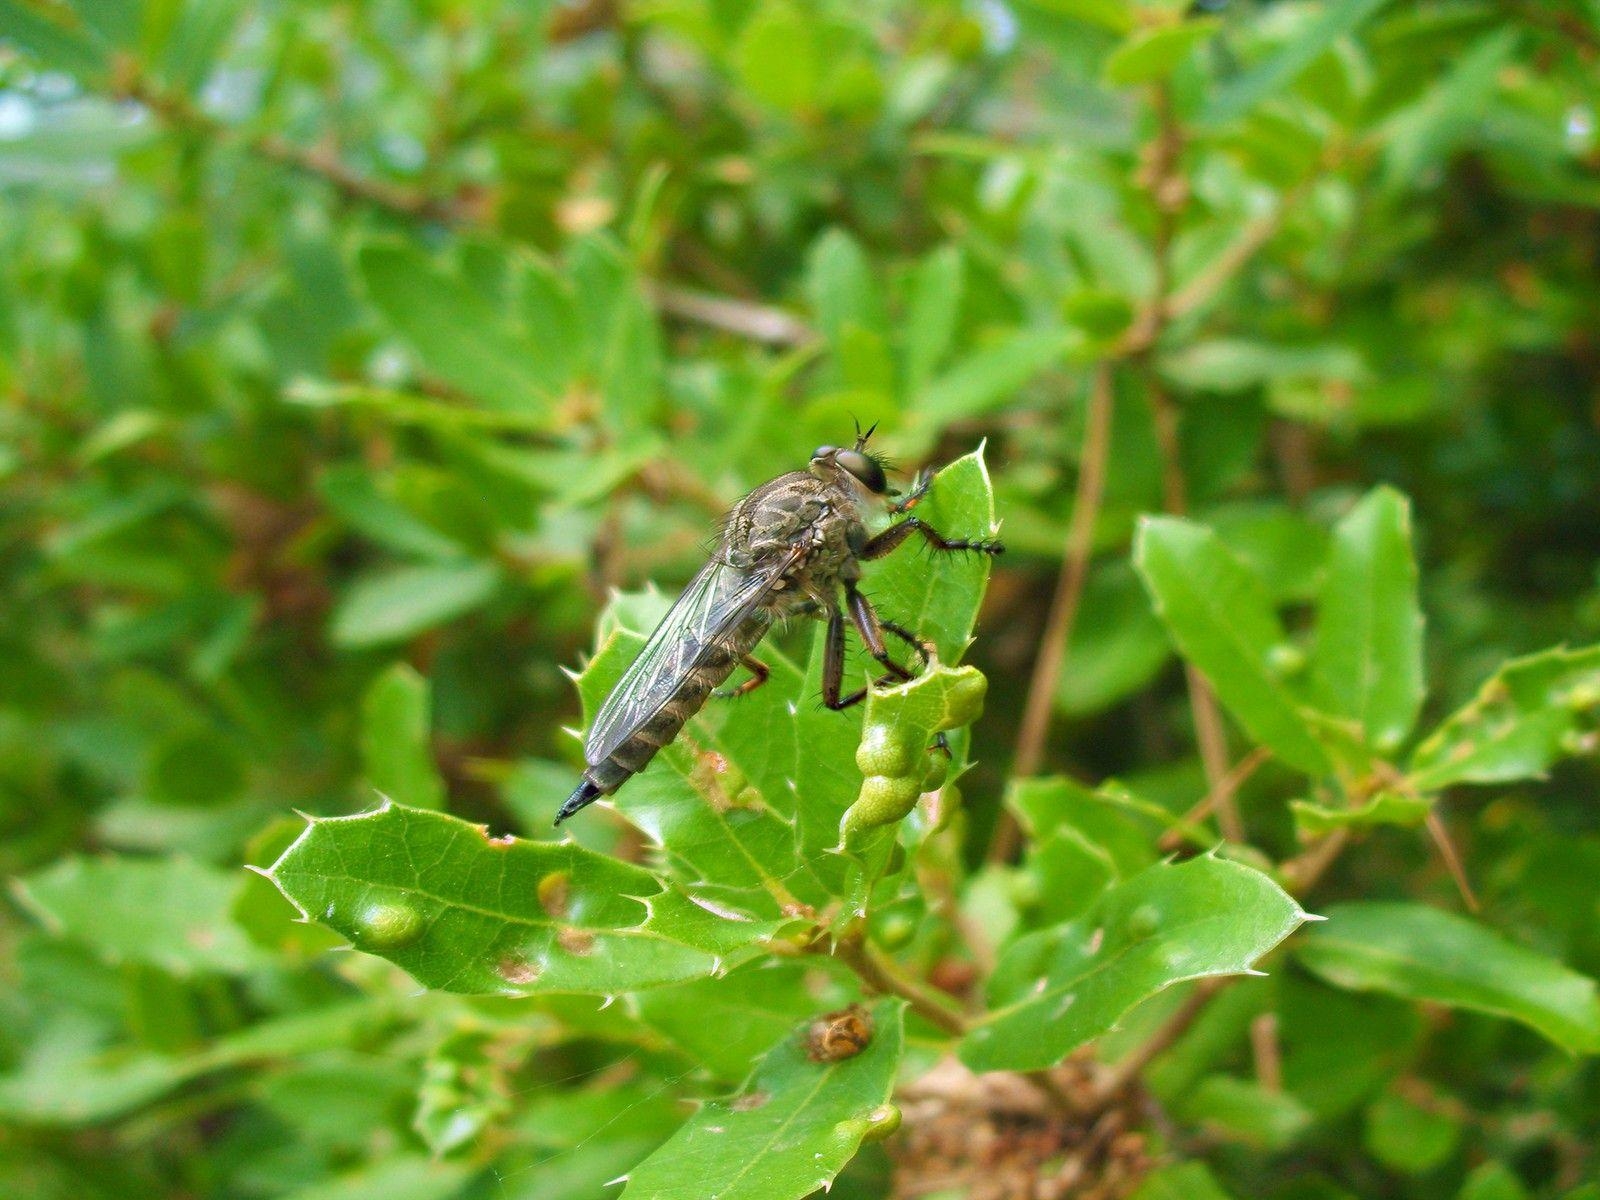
[555,429,1003,825]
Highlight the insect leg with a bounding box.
[714,655,771,699]
[879,618,933,669]
[846,584,916,682]
[823,599,915,711]
[860,516,1005,560]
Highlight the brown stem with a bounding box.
[643,281,816,347]
[829,933,968,1037]
[1092,978,1223,1103]
[1158,746,1271,853]
[989,363,1116,862]
[1425,807,1481,913]
[1250,1011,1283,1092]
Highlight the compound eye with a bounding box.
[835,448,887,494]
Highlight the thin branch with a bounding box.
[1092,978,1223,1103]
[1250,1012,1283,1093]
[1425,807,1480,913]
[1158,746,1271,853]
[828,932,968,1037]
[989,362,1116,862]
[642,281,816,347]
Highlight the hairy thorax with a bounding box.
[723,471,865,618]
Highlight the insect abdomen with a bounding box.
[592,618,766,788]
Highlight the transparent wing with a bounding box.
[585,547,801,766]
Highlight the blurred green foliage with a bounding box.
[4,1,1600,1197]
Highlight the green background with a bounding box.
[3,1,1600,1197]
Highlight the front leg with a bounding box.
[821,603,903,711]
[861,515,1005,560]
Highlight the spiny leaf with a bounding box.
[264,802,780,995]
[1407,645,1600,791]
[961,856,1308,1072]
[620,1000,905,1200]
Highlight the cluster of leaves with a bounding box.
[3,2,1600,1199]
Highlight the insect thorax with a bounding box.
[723,471,863,614]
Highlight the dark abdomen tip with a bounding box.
[555,778,603,826]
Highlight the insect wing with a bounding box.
[584,549,799,766]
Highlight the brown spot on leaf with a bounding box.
[731,1090,771,1112]
[496,953,540,985]
[558,926,596,956]
[538,871,571,919]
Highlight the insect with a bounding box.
[555,429,1003,825]
[805,1003,875,1063]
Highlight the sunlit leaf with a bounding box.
[620,1000,905,1200]
[265,802,780,994]
[13,855,262,975]
[962,856,1307,1072]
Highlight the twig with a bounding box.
[1158,746,1271,853]
[1425,807,1480,913]
[643,281,816,347]
[1250,1012,1283,1092]
[828,932,968,1037]
[1092,979,1223,1103]
[989,362,1116,862]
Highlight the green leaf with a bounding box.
[1160,339,1366,393]
[1199,0,1392,128]
[733,1,823,113]
[1407,645,1600,791]
[0,0,108,75]
[12,856,262,975]
[902,245,964,398]
[913,331,1072,426]
[356,240,554,413]
[1364,1090,1461,1175]
[1134,516,1330,774]
[635,961,850,1081]
[1183,1075,1312,1150]
[1457,1163,1530,1200]
[574,625,836,919]
[1104,19,1221,86]
[0,999,390,1125]
[1290,790,1432,836]
[1019,0,1133,34]
[1382,29,1520,192]
[1312,487,1425,750]
[1130,1162,1236,1200]
[806,228,884,346]
[318,465,468,561]
[961,856,1307,1072]
[330,561,502,648]
[143,728,248,808]
[620,1000,905,1200]
[273,1157,473,1200]
[264,802,779,994]
[361,664,446,810]
[1297,902,1600,1054]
